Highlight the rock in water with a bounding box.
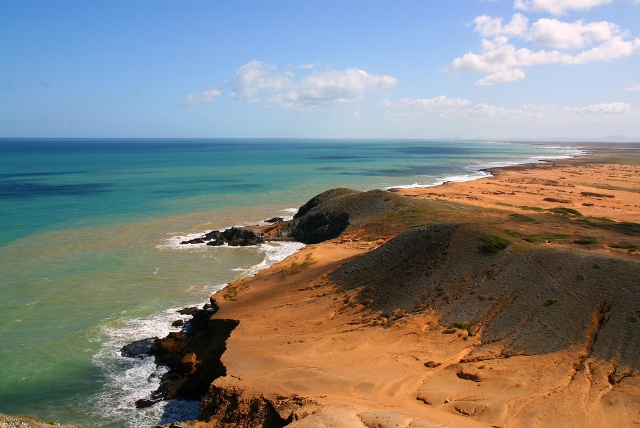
[121,337,158,359]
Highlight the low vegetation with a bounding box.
[610,242,639,251]
[223,283,250,301]
[284,253,317,275]
[574,237,599,245]
[509,213,537,222]
[453,322,471,331]
[519,206,545,212]
[543,197,572,204]
[581,191,615,198]
[524,233,569,243]
[480,235,511,253]
[548,207,583,216]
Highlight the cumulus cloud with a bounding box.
[447,12,640,85]
[566,102,631,115]
[381,96,471,115]
[230,60,397,109]
[179,88,222,105]
[476,69,527,85]
[514,0,613,15]
[474,14,530,38]
[530,18,620,49]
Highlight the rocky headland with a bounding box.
[125,145,640,427]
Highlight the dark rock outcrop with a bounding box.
[198,384,316,427]
[133,307,239,407]
[121,337,158,359]
[265,217,285,223]
[181,188,417,246]
[181,227,265,246]
[272,188,410,244]
[206,228,265,247]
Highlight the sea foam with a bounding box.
[90,229,304,427]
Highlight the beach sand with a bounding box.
[190,147,640,427]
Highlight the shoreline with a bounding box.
[1,139,636,426]
[138,145,640,428]
[137,144,640,426]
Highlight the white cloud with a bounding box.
[381,96,471,115]
[530,18,620,49]
[231,61,291,102]
[566,102,631,115]
[476,69,527,85]
[474,14,529,38]
[230,60,397,110]
[626,83,640,92]
[447,13,640,85]
[179,88,222,105]
[514,0,613,15]
[569,36,639,63]
[460,103,547,119]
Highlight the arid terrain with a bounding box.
[154,145,640,427]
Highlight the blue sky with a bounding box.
[1,0,639,140]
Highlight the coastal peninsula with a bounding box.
[144,145,640,427]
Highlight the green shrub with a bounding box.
[549,207,583,216]
[454,322,471,331]
[610,242,639,250]
[524,233,569,243]
[574,237,598,245]
[544,197,572,204]
[509,213,537,222]
[480,235,511,253]
[520,206,545,212]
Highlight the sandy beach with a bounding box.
[157,145,640,428]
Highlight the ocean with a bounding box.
[0,139,582,427]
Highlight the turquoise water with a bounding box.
[0,139,582,427]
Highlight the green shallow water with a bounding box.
[0,139,583,426]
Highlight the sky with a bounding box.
[1,0,639,140]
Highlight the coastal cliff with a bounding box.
[135,152,640,427]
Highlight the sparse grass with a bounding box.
[284,253,317,275]
[480,235,511,253]
[509,213,537,222]
[581,191,615,198]
[495,202,513,207]
[544,197,572,204]
[549,207,583,216]
[578,219,640,236]
[520,206,546,212]
[524,233,569,243]
[574,237,599,245]
[610,242,639,250]
[368,235,384,241]
[223,283,249,301]
[454,322,471,331]
[504,230,518,237]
